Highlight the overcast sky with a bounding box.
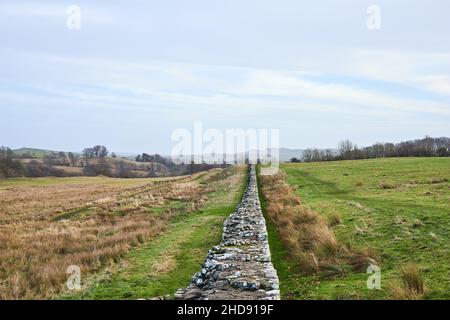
[1,0,449,153]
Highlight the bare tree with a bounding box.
[68,152,77,167]
[338,139,355,160]
[302,149,314,162]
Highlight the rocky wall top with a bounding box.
[175,165,280,300]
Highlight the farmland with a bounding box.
[1,157,449,300]
[0,166,246,299]
[259,158,450,300]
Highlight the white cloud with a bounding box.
[0,2,116,24]
[0,51,448,127]
[232,69,450,115]
[0,3,63,18]
[412,75,450,96]
[291,48,450,97]
[348,49,450,96]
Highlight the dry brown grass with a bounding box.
[150,250,179,276]
[429,177,448,184]
[380,182,397,189]
[327,212,342,227]
[0,168,235,299]
[390,265,428,300]
[260,172,377,278]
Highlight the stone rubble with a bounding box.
[175,165,280,300]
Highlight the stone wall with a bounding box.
[175,165,280,300]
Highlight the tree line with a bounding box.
[0,147,24,178]
[291,136,450,163]
[0,145,223,179]
[135,153,174,167]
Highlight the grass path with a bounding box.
[64,167,247,299]
[70,209,230,299]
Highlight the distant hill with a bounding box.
[180,148,337,164]
[114,152,139,159]
[9,147,197,178]
[12,148,60,158]
[12,147,337,163]
[278,148,305,162]
[12,148,137,159]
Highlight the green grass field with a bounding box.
[12,148,55,159]
[263,158,450,300]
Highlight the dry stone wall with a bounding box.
[175,165,280,300]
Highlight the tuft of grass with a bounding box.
[429,177,448,184]
[411,219,424,228]
[391,265,428,300]
[380,182,396,189]
[327,212,342,227]
[344,247,378,272]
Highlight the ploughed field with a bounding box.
[0,167,246,299]
[259,158,450,300]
